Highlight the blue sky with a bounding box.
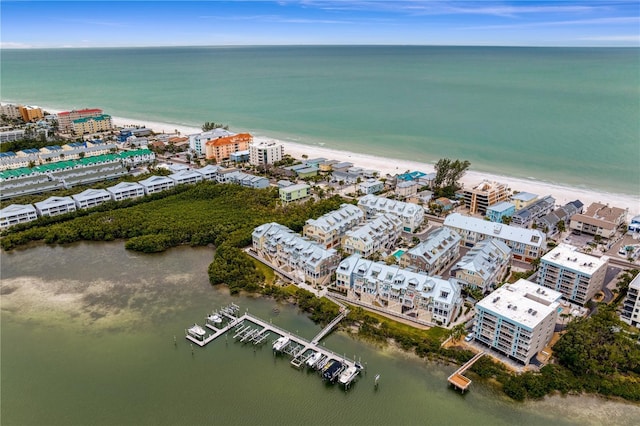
[1,1,639,48]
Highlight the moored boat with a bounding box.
[306,351,322,368]
[272,335,290,351]
[338,365,359,385]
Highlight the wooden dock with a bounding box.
[448,352,485,393]
[184,304,361,387]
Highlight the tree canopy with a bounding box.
[432,158,470,198]
[201,121,229,131]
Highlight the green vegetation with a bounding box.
[201,121,229,131]
[432,158,471,198]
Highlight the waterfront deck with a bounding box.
[448,351,485,393]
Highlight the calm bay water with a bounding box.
[1,46,638,195]
[1,242,639,425]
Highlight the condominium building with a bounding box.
[443,213,546,262]
[357,194,425,233]
[34,196,77,217]
[451,239,511,293]
[19,105,44,122]
[0,129,26,144]
[57,108,103,133]
[537,244,608,305]
[72,188,112,209]
[510,196,555,228]
[195,165,220,181]
[569,202,627,239]
[335,254,463,326]
[279,183,310,203]
[0,204,38,229]
[169,169,203,186]
[0,103,21,120]
[303,203,364,248]
[474,279,562,364]
[107,181,145,201]
[399,227,461,276]
[463,180,510,215]
[620,274,640,328]
[138,175,175,194]
[72,114,113,135]
[341,214,402,258]
[188,128,236,156]
[510,192,538,211]
[204,133,252,161]
[536,200,583,235]
[249,140,284,166]
[252,222,340,286]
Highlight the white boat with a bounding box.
[272,336,290,351]
[306,351,322,367]
[338,366,359,385]
[207,313,223,324]
[187,324,207,340]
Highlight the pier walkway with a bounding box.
[448,351,485,393]
[184,305,360,386]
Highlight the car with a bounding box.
[464,333,474,342]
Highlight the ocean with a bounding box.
[1,46,638,195]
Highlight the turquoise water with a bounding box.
[393,249,405,258]
[1,46,639,194]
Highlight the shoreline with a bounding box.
[37,106,640,218]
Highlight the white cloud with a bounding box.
[459,16,640,30]
[0,42,34,49]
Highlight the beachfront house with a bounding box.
[510,192,538,210]
[474,279,562,364]
[335,254,463,326]
[510,196,555,228]
[536,244,608,305]
[357,194,425,233]
[341,214,403,258]
[450,239,511,293]
[359,179,384,195]
[303,203,364,249]
[252,222,340,286]
[569,202,627,240]
[443,213,546,262]
[399,227,461,276]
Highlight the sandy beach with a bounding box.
[38,107,639,218]
[106,114,639,218]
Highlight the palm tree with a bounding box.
[449,323,467,342]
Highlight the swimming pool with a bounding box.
[393,249,405,258]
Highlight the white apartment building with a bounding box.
[399,227,461,276]
[249,140,284,166]
[341,214,402,258]
[303,203,364,249]
[358,179,384,195]
[451,239,511,293]
[188,128,236,156]
[0,204,38,229]
[443,213,546,262]
[537,244,608,305]
[138,175,175,195]
[336,254,463,326]
[195,165,220,181]
[252,222,340,286]
[569,202,627,240]
[620,274,640,328]
[34,196,77,217]
[169,169,204,186]
[474,279,562,364]
[72,188,112,209]
[107,181,145,201]
[358,194,425,233]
